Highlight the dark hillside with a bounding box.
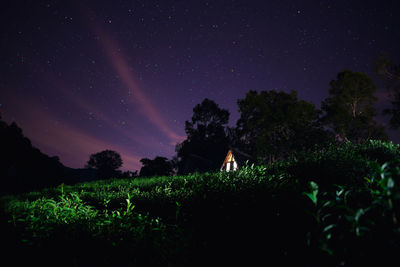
[0,117,99,193]
[0,119,65,192]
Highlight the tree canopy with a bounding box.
[176,98,230,174]
[321,70,388,143]
[86,150,123,179]
[185,98,229,140]
[236,90,329,163]
[139,156,173,177]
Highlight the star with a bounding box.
[0,0,398,174]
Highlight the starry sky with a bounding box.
[1,0,399,171]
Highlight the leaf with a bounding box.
[326,233,332,240]
[303,181,319,205]
[387,177,395,189]
[323,224,336,233]
[354,208,365,222]
[303,192,317,205]
[380,162,389,179]
[363,177,372,184]
[321,245,334,256]
[322,200,332,208]
[321,213,332,222]
[310,181,319,192]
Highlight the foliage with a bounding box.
[321,70,388,142]
[176,98,230,174]
[236,90,330,163]
[1,141,400,266]
[139,156,174,177]
[2,185,169,266]
[301,158,400,266]
[263,140,400,191]
[353,139,400,164]
[86,150,123,179]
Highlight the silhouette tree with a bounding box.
[0,114,64,192]
[236,90,329,163]
[376,56,400,129]
[321,70,388,143]
[86,150,122,179]
[176,98,230,174]
[139,156,173,177]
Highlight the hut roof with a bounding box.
[220,148,253,171]
[230,148,253,166]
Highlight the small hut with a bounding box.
[220,149,252,172]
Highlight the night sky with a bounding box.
[1,0,399,172]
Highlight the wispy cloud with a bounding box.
[89,22,185,145]
[43,74,160,149]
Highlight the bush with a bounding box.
[270,140,400,190]
[354,139,400,164]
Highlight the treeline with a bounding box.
[171,68,399,175]
[1,62,399,189]
[91,68,399,178]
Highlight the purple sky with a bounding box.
[1,0,399,171]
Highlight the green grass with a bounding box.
[1,140,400,266]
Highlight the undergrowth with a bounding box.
[1,140,399,266]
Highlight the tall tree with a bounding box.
[176,98,230,174]
[86,150,123,179]
[139,156,173,177]
[321,70,388,143]
[236,90,329,163]
[376,56,400,129]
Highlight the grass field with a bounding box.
[1,140,400,266]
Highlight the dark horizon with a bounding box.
[1,0,399,172]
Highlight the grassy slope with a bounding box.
[1,140,400,267]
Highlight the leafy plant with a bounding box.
[303,181,319,206]
[2,141,400,266]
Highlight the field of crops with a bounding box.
[1,140,400,266]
